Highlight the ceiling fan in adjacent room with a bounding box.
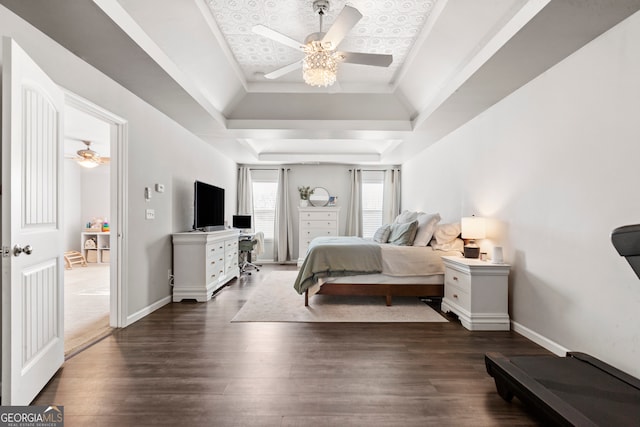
[67,139,110,168]
[252,0,393,87]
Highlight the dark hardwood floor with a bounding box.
[36,265,548,426]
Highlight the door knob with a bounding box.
[13,244,33,256]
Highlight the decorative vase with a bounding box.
[300,199,309,207]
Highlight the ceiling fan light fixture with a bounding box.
[77,157,100,168]
[303,45,338,87]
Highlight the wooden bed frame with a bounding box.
[304,282,444,306]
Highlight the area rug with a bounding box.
[231,271,448,323]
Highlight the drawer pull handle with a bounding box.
[453,294,458,299]
[453,276,458,281]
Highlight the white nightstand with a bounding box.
[441,256,510,331]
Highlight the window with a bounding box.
[251,170,278,240]
[361,171,384,238]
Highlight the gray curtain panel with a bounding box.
[237,166,254,217]
[346,168,362,236]
[274,168,293,262]
[383,168,401,224]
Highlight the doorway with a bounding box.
[63,92,128,353]
[63,104,112,355]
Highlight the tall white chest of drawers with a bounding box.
[172,229,239,302]
[298,207,340,265]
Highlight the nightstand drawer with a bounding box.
[445,267,471,293]
[444,283,470,311]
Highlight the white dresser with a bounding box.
[298,207,340,265]
[172,229,239,302]
[441,256,511,331]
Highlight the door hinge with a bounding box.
[2,246,10,258]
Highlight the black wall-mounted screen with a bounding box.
[193,180,225,230]
[232,215,252,230]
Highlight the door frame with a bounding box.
[64,91,128,328]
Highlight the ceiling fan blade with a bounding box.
[252,25,305,51]
[321,5,363,49]
[263,60,303,79]
[339,51,393,67]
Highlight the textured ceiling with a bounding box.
[206,0,437,84]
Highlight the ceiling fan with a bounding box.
[252,0,393,87]
[67,140,110,168]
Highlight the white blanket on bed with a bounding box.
[380,244,459,276]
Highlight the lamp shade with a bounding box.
[461,216,486,240]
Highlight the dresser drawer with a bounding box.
[206,258,223,282]
[300,219,337,229]
[207,242,224,259]
[444,283,470,311]
[445,266,471,293]
[225,239,238,251]
[300,211,338,221]
[301,228,337,239]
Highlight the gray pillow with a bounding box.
[388,220,419,246]
[373,224,391,243]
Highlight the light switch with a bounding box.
[145,209,155,220]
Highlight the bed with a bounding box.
[293,235,462,306]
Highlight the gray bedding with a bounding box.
[293,236,382,294]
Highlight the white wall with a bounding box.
[288,164,352,258]
[63,160,83,252]
[80,165,110,226]
[403,12,640,377]
[0,7,237,322]
[63,161,110,253]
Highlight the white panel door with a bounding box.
[1,37,65,405]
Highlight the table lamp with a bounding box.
[461,216,486,258]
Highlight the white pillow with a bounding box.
[412,212,441,246]
[393,210,419,224]
[433,222,462,244]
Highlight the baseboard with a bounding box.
[511,320,570,356]
[126,295,172,327]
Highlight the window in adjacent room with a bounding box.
[251,169,278,240]
[361,170,385,239]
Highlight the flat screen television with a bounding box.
[232,215,252,230]
[193,180,225,230]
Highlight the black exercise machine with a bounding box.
[485,224,640,426]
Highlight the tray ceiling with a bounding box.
[206,0,437,85]
[3,0,640,165]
